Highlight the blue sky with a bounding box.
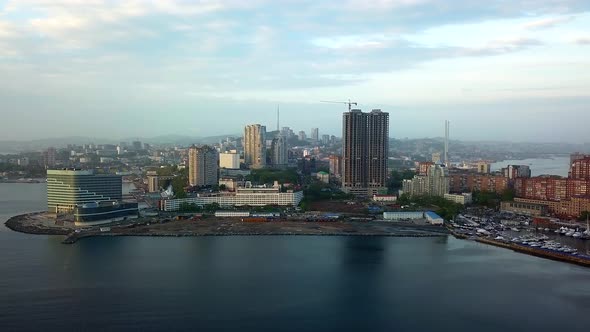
[0,0,589,142]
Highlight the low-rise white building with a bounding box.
[373,195,397,202]
[316,171,329,183]
[383,211,445,225]
[161,188,304,212]
[444,193,473,205]
[214,211,250,217]
[383,211,424,220]
[425,211,444,225]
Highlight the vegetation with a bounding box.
[387,169,416,193]
[246,169,299,185]
[579,211,590,222]
[156,166,188,199]
[179,202,201,212]
[298,182,354,211]
[397,193,464,221]
[472,190,499,208]
[471,188,515,208]
[500,188,515,202]
[178,202,220,213]
[0,163,46,178]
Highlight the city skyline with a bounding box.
[0,1,589,142]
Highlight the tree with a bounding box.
[179,202,201,212]
[472,190,499,208]
[397,193,411,205]
[388,170,416,193]
[500,188,515,202]
[579,211,590,222]
[171,176,187,199]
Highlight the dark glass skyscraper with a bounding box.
[342,109,389,195]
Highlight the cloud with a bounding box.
[522,16,574,30]
[342,0,431,11]
[574,37,590,45]
[0,21,19,39]
[311,34,396,51]
[458,37,542,56]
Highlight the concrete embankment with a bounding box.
[62,231,446,244]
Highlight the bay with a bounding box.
[491,156,570,177]
[1,183,590,331]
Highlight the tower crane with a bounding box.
[320,99,358,111]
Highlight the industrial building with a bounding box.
[382,211,444,225]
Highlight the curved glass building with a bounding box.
[47,169,123,213]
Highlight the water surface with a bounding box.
[1,184,589,331]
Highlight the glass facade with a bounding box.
[47,170,122,213]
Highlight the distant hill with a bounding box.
[0,134,241,153]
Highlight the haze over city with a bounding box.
[0,0,589,142]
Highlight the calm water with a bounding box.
[1,184,590,331]
[491,156,570,177]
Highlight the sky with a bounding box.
[0,0,589,142]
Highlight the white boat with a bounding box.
[511,228,520,232]
[566,231,575,237]
[573,232,582,238]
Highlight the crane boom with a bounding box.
[320,99,358,111]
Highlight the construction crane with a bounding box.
[320,99,358,111]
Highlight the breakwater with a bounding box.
[475,237,590,268]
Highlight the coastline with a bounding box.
[6,211,590,268]
[4,212,70,236]
[4,212,450,244]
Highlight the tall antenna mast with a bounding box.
[277,104,280,132]
[444,120,450,166]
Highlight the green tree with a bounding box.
[500,188,515,202]
[388,169,416,193]
[578,211,590,222]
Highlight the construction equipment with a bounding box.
[320,99,358,111]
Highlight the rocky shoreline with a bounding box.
[4,212,70,236]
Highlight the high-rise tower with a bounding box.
[271,135,288,166]
[342,109,389,195]
[244,124,267,169]
[188,145,219,187]
[311,128,319,142]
